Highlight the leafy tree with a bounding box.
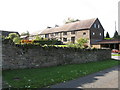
[105,32,110,38]
[33,35,43,41]
[3,33,20,44]
[64,18,80,24]
[7,33,19,40]
[68,38,88,48]
[13,37,21,44]
[77,38,88,48]
[113,30,119,38]
[21,31,30,36]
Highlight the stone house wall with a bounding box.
[2,44,111,70]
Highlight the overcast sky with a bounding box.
[0,0,119,37]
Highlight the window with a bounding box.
[94,24,96,28]
[92,32,95,35]
[45,34,49,38]
[71,37,75,43]
[98,24,100,28]
[55,32,58,36]
[94,24,100,28]
[63,38,67,42]
[51,33,54,36]
[83,32,86,35]
[100,33,102,36]
[63,32,67,35]
[71,31,75,34]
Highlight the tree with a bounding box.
[105,32,110,38]
[7,33,19,40]
[21,31,30,36]
[68,38,88,48]
[13,37,21,44]
[64,18,80,24]
[34,35,42,40]
[4,33,20,44]
[113,30,119,38]
[77,38,88,48]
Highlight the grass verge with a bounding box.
[112,54,120,56]
[3,59,119,88]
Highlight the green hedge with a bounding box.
[33,40,63,45]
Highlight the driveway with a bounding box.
[51,65,119,88]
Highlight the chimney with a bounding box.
[47,26,52,28]
[55,25,59,27]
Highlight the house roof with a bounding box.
[98,39,120,44]
[40,18,97,34]
[0,30,19,36]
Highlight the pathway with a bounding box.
[51,65,119,88]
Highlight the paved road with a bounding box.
[51,66,119,88]
[112,55,120,60]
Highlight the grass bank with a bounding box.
[112,54,120,56]
[3,59,119,88]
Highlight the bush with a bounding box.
[33,39,63,45]
[21,40,34,44]
[13,37,21,44]
[68,38,88,48]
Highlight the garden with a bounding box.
[2,33,89,49]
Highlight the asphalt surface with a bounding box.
[51,65,119,88]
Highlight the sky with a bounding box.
[0,0,119,37]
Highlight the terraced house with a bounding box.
[39,18,104,47]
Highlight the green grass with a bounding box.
[112,54,120,56]
[3,59,119,88]
[104,38,113,40]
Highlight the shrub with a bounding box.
[33,39,63,45]
[13,37,21,44]
[21,40,34,44]
[68,38,88,48]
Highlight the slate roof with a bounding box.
[40,18,97,34]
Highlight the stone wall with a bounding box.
[2,44,111,70]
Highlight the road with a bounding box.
[51,66,119,88]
